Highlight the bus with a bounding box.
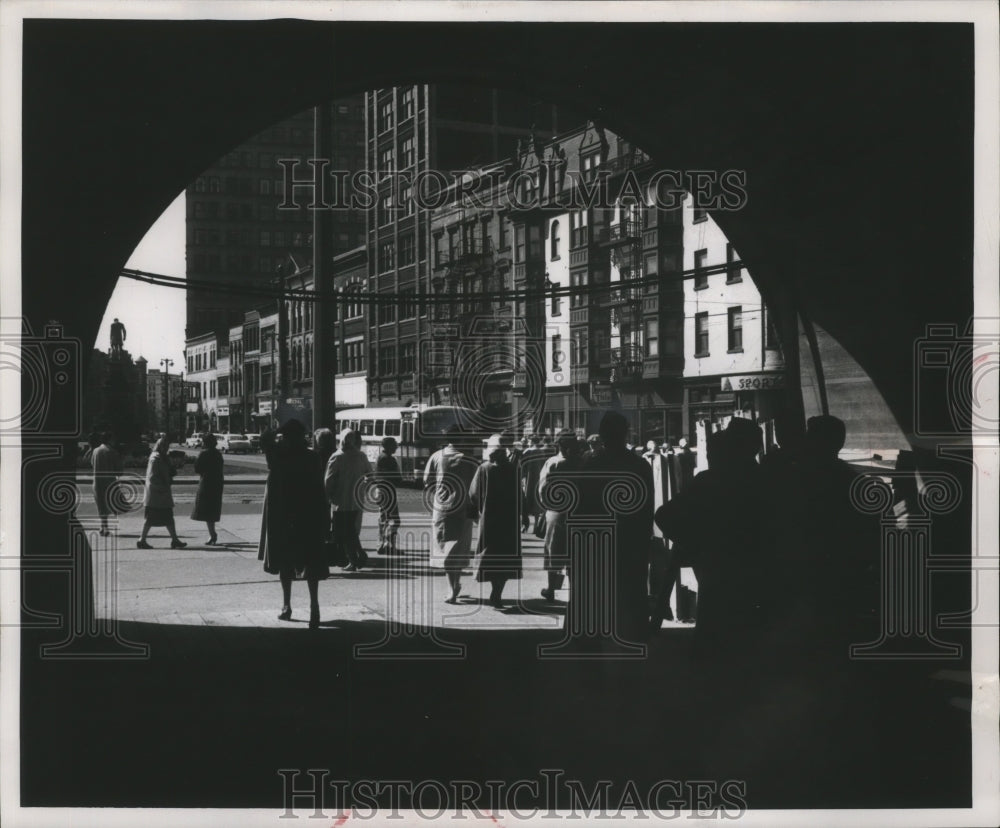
[333,405,480,484]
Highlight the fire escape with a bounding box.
[604,212,645,385]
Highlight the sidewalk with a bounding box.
[79,501,695,634]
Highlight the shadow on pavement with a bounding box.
[20,620,971,811]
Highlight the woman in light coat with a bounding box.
[424,424,479,603]
[137,435,187,549]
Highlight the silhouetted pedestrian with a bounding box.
[191,432,224,545]
[538,430,581,601]
[259,420,329,628]
[570,411,654,646]
[655,418,775,662]
[375,436,402,555]
[470,434,524,608]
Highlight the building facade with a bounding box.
[363,85,577,413]
[681,193,785,454]
[185,97,366,341]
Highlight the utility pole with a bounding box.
[312,103,335,429]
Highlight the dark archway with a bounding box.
[23,20,973,441]
[18,19,976,811]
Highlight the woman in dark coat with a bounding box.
[470,433,523,608]
[257,419,329,628]
[191,432,224,545]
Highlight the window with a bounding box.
[433,234,444,267]
[259,178,271,196]
[550,220,561,260]
[386,420,401,437]
[400,87,416,120]
[379,190,395,225]
[378,297,396,325]
[344,340,364,373]
[572,330,588,366]
[528,225,542,260]
[400,341,417,373]
[400,184,414,216]
[693,207,707,223]
[551,281,561,317]
[401,137,415,168]
[728,306,743,352]
[514,225,526,263]
[378,98,394,133]
[726,243,742,283]
[344,285,364,319]
[399,234,416,267]
[500,218,510,251]
[582,152,601,182]
[399,287,417,319]
[570,270,588,308]
[379,345,396,376]
[379,241,396,272]
[694,249,708,289]
[570,209,588,247]
[765,307,779,350]
[379,147,394,172]
[695,312,710,356]
[519,172,538,205]
[645,318,659,357]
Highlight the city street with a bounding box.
[75,476,695,632]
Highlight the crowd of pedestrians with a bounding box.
[104,408,879,654]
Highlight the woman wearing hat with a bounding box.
[324,428,373,571]
[137,435,187,549]
[191,432,224,545]
[424,424,479,603]
[258,419,329,628]
[469,433,523,609]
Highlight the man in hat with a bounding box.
[470,433,523,608]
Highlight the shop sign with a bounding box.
[721,374,786,392]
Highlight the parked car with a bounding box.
[244,433,262,453]
[185,434,203,449]
[221,433,252,454]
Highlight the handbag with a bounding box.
[324,538,347,567]
[533,512,547,539]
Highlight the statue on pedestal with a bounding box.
[110,318,127,360]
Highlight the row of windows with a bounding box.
[373,342,418,376]
[186,349,217,373]
[376,87,417,133]
[191,200,312,221]
[693,244,743,288]
[694,307,744,357]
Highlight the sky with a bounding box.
[96,191,187,370]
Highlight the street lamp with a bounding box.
[160,358,174,442]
